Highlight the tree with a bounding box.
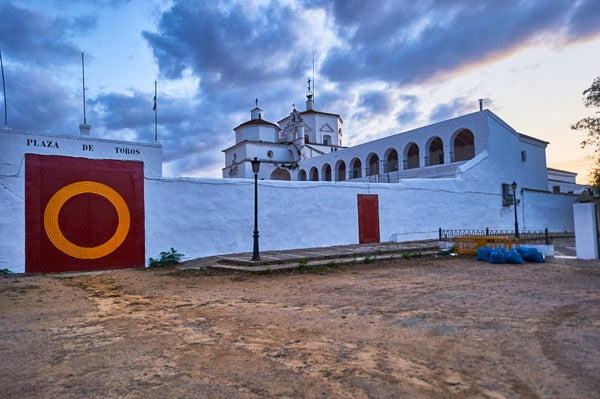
[571,76,600,194]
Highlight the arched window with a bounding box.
[385,149,398,172]
[453,129,475,162]
[298,169,307,181]
[427,137,444,166]
[404,143,420,169]
[322,164,332,181]
[367,153,379,176]
[350,158,362,179]
[310,167,319,181]
[336,161,346,181]
[270,168,291,181]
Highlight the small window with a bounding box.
[521,150,527,162]
[502,183,514,206]
[267,150,273,158]
[502,183,521,206]
[304,135,310,144]
[553,185,560,193]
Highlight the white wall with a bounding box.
[573,203,599,259]
[142,175,575,266]
[1,167,576,273]
[1,127,163,178]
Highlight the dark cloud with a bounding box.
[429,97,477,123]
[322,0,599,85]
[89,91,198,130]
[2,65,78,132]
[358,90,393,114]
[331,0,421,43]
[143,0,310,86]
[88,89,233,176]
[0,2,96,66]
[396,95,419,125]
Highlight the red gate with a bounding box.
[357,194,380,244]
[25,154,145,273]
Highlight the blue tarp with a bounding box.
[475,246,545,264]
[489,248,507,264]
[477,247,491,261]
[506,249,525,264]
[517,246,545,263]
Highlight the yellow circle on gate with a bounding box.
[43,181,131,259]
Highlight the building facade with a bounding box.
[222,93,586,196]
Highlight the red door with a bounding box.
[25,154,145,273]
[357,194,380,244]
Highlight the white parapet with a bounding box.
[573,202,599,259]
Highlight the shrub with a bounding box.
[148,248,184,267]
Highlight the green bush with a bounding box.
[148,248,184,267]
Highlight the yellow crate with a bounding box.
[454,236,519,255]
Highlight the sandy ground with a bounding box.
[1,256,599,399]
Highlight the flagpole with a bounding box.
[153,80,158,142]
[312,51,315,109]
[0,50,7,126]
[82,52,87,125]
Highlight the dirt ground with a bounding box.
[1,256,599,399]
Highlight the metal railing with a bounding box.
[438,227,555,244]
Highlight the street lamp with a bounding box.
[251,157,261,261]
[511,181,519,239]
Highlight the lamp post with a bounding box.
[251,157,261,261]
[511,181,519,239]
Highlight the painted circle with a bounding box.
[44,181,131,259]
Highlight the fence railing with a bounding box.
[438,227,556,244]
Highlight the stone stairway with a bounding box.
[179,240,442,273]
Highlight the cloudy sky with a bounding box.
[1,0,599,182]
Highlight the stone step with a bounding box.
[212,242,440,269]
[207,248,441,273]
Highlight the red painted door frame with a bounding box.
[357,194,380,244]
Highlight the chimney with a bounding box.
[478,99,484,111]
[79,123,91,136]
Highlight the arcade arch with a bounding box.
[427,137,444,166]
[453,129,475,162]
[385,148,398,172]
[367,153,380,176]
[297,169,306,181]
[309,167,319,181]
[350,158,362,179]
[404,143,420,169]
[322,163,332,181]
[336,160,346,181]
[270,168,291,181]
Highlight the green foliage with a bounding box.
[298,258,308,266]
[0,268,13,275]
[364,255,373,264]
[572,76,600,193]
[148,247,184,267]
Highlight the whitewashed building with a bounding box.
[223,90,343,181]
[547,168,585,194]
[223,91,587,197]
